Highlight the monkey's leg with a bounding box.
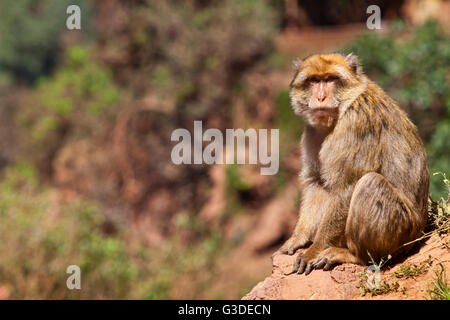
[294,172,420,275]
[273,184,330,257]
[345,172,421,264]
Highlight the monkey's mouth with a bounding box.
[311,106,338,111]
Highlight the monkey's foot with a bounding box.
[293,246,362,275]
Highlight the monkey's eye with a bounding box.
[306,77,320,83]
[324,75,339,82]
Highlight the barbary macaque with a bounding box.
[274,53,429,275]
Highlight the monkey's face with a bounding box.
[289,53,364,129]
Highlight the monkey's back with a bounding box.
[319,80,429,218]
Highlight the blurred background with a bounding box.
[0,0,448,299]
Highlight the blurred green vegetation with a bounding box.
[0,0,448,300]
[0,0,92,84]
[0,164,136,298]
[0,0,284,299]
[275,89,303,192]
[345,20,450,198]
[276,89,303,143]
[38,46,119,118]
[0,164,225,299]
[17,46,120,173]
[139,0,281,122]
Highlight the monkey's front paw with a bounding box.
[293,247,341,275]
[291,245,322,276]
[272,235,310,259]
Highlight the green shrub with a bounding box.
[0,164,137,299]
[0,164,226,299]
[130,0,280,122]
[36,45,120,133]
[17,46,120,173]
[0,0,92,84]
[428,264,450,300]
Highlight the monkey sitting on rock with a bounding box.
[273,53,429,276]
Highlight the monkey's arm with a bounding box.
[273,184,332,257]
[291,190,351,274]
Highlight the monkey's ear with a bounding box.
[345,53,363,75]
[292,58,302,71]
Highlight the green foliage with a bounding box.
[265,51,289,70]
[38,46,120,121]
[277,91,296,133]
[139,0,280,120]
[0,0,283,299]
[393,256,432,279]
[224,164,251,216]
[428,172,450,235]
[226,164,252,193]
[0,0,92,84]
[0,164,225,299]
[273,89,303,191]
[0,164,137,299]
[428,264,450,300]
[17,46,120,171]
[428,122,450,198]
[276,89,303,145]
[346,20,449,101]
[345,20,450,198]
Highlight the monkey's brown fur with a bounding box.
[275,53,429,275]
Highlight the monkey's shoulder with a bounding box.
[318,106,425,189]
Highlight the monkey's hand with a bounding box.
[291,244,328,276]
[271,234,310,260]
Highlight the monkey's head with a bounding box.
[289,53,366,129]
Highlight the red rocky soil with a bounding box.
[243,233,450,300]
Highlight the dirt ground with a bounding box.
[243,233,450,300]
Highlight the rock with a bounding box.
[243,252,364,300]
[242,234,450,300]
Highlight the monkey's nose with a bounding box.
[317,95,326,103]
